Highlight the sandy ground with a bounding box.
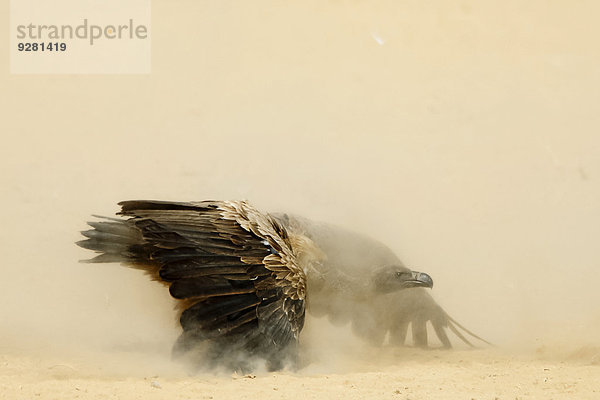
[1,347,600,400]
[2,1,600,399]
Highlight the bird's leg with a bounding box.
[388,316,410,346]
[411,315,428,347]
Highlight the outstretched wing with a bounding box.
[78,200,309,369]
[273,213,489,349]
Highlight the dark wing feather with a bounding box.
[78,200,309,370]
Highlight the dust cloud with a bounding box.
[2,0,600,379]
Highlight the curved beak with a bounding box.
[404,271,434,289]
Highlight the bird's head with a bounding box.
[370,265,433,294]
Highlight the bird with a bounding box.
[77,200,488,371]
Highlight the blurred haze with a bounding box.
[1,1,599,369]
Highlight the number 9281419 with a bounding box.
[17,42,67,52]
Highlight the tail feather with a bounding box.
[77,237,131,253]
[80,253,128,264]
[77,216,144,263]
[86,220,137,238]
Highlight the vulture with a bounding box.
[77,200,487,371]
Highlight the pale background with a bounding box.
[1,1,600,398]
